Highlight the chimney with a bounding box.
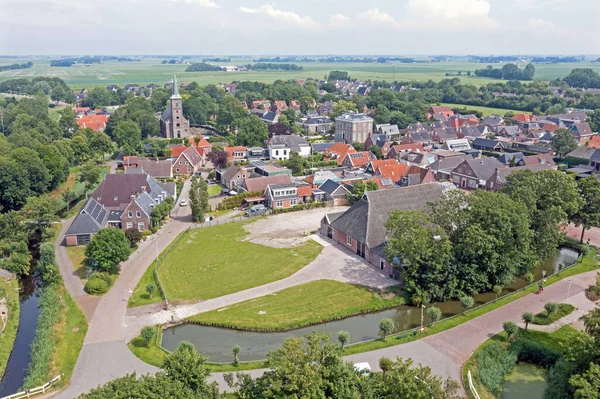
[141,186,146,192]
[130,195,135,200]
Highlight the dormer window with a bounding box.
[114,196,118,201]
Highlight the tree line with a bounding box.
[0,61,33,72]
[245,63,303,71]
[0,77,74,102]
[474,63,536,80]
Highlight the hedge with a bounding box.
[272,202,327,214]
[216,191,263,211]
[510,338,560,368]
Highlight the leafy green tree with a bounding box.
[545,302,557,316]
[162,341,217,395]
[21,194,58,230]
[232,345,240,366]
[332,100,358,118]
[198,176,209,214]
[0,156,32,211]
[88,131,114,162]
[189,177,204,223]
[385,210,455,301]
[571,177,600,243]
[10,147,50,194]
[351,141,365,151]
[427,307,442,326]
[337,330,349,349]
[328,70,351,81]
[570,362,600,399]
[587,108,600,132]
[183,94,218,125]
[0,239,32,276]
[493,285,503,299]
[551,128,578,159]
[234,115,268,147]
[146,283,156,299]
[85,228,131,273]
[217,95,247,131]
[379,356,393,379]
[503,321,518,341]
[78,161,103,198]
[368,145,382,160]
[62,188,76,213]
[58,107,79,136]
[286,151,305,175]
[460,295,474,314]
[38,242,61,285]
[374,104,391,124]
[141,326,156,347]
[124,228,142,246]
[113,120,142,154]
[379,318,395,340]
[522,312,534,330]
[347,180,378,204]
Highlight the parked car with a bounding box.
[180,199,188,206]
[245,204,266,217]
[228,190,238,196]
[221,188,230,196]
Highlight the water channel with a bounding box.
[0,237,41,396]
[162,247,579,363]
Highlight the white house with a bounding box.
[267,135,311,161]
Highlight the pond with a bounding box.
[162,247,579,363]
[0,237,41,396]
[503,363,547,399]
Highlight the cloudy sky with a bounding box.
[0,0,598,55]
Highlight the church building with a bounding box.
[160,74,190,138]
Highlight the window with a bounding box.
[276,200,283,208]
[290,199,297,206]
[187,168,191,172]
[138,222,144,232]
[275,150,279,156]
[136,211,141,218]
[283,150,287,155]
[185,161,189,165]
[347,236,352,246]
[176,168,180,172]
[380,259,385,271]
[179,161,182,165]
[113,196,118,201]
[126,222,133,229]
[128,211,133,218]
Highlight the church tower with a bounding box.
[160,74,190,138]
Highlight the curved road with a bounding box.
[51,185,599,398]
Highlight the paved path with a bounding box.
[124,236,396,341]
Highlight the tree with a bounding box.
[141,326,156,347]
[234,116,268,147]
[62,188,76,213]
[0,240,32,276]
[385,210,455,301]
[427,307,442,326]
[460,295,474,314]
[21,194,58,230]
[124,228,142,246]
[76,373,200,399]
[570,362,600,399]
[522,312,534,330]
[207,149,229,169]
[217,95,247,131]
[328,70,351,81]
[551,128,578,159]
[232,345,240,366]
[493,285,503,299]
[88,131,114,161]
[351,141,365,151]
[587,108,600,132]
[78,161,103,199]
[85,228,131,273]
[337,330,349,349]
[332,100,358,118]
[545,302,557,316]
[0,157,32,211]
[379,318,395,340]
[113,120,142,154]
[503,321,518,341]
[58,107,79,136]
[198,176,209,214]
[347,180,378,204]
[38,242,61,285]
[183,94,218,125]
[162,341,215,395]
[146,283,156,299]
[379,356,393,379]
[286,151,305,175]
[571,177,600,243]
[189,177,204,223]
[368,145,382,160]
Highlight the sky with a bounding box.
[0,0,599,55]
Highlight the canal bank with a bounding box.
[161,248,580,363]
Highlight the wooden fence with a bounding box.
[0,375,61,399]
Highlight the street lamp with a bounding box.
[567,279,572,300]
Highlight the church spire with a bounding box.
[171,73,181,99]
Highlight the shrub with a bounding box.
[503,321,519,341]
[124,228,143,246]
[510,338,560,368]
[460,295,474,313]
[379,318,395,340]
[533,303,575,325]
[216,191,263,210]
[544,302,557,315]
[84,278,109,295]
[475,341,517,396]
[141,326,156,347]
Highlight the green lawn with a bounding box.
[65,246,87,281]
[187,280,404,331]
[130,258,164,307]
[207,184,222,196]
[438,103,529,117]
[48,285,88,387]
[532,303,575,325]
[0,278,19,381]
[131,221,322,306]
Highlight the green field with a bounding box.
[0,278,19,381]
[439,103,530,117]
[138,221,322,304]
[187,280,404,331]
[2,58,599,90]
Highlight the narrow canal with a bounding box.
[0,237,41,396]
[162,247,579,363]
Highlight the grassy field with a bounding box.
[463,325,581,399]
[0,278,19,381]
[439,103,530,117]
[66,246,88,281]
[207,184,222,196]
[2,58,599,89]
[187,280,405,331]
[48,165,110,217]
[131,221,322,306]
[48,285,87,388]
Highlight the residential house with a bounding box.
[427,155,470,181]
[172,146,203,175]
[375,123,400,138]
[460,125,489,141]
[268,135,311,160]
[75,114,108,131]
[341,151,375,169]
[406,131,432,144]
[217,165,251,190]
[319,179,350,206]
[431,127,458,143]
[271,100,288,112]
[386,143,424,160]
[481,114,505,132]
[588,135,600,149]
[570,122,594,142]
[589,150,600,173]
[260,111,280,125]
[400,166,436,187]
[428,106,454,120]
[364,134,389,151]
[123,157,174,179]
[451,157,505,189]
[252,162,292,177]
[498,152,525,165]
[511,142,551,154]
[443,139,471,151]
[65,174,175,245]
[323,142,357,165]
[310,170,342,187]
[486,163,555,191]
[498,126,521,138]
[303,117,334,135]
[224,146,248,161]
[264,183,312,210]
[566,147,598,163]
[335,112,374,144]
[372,162,410,184]
[430,149,465,160]
[398,151,435,167]
[472,138,506,152]
[317,101,334,115]
[311,142,336,154]
[251,100,271,110]
[520,154,557,168]
[322,183,453,278]
[237,174,292,194]
[513,114,535,123]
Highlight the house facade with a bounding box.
[335,112,373,144]
[451,158,505,189]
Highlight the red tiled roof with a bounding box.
[513,113,534,123]
[376,163,410,182]
[369,159,398,170]
[224,146,248,158]
[297,185,313,197]
[76,115,108,131]
[588,135,600,149]
[344,151,373,167]
[323,143,357,165]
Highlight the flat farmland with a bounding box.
[2,58,598,89]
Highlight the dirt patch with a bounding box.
[243,207,347,248]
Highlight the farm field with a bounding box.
[438,103,530,117]
[1,58,599,89]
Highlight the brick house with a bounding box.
[451,157,505,189]
[172,146,204,175]
[335,112,374,144]
[264,183,312,210]
[341,151,375,168]
[224,146,248,161]
[321,183,453,279]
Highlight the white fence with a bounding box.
[0,375,61,399]
[467,370,481,399]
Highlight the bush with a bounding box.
[84,277,109,295]
[532,303,575,325]
[510,338,560,368]
[272,201,327,214]
[125,228,143,247]
[216,191,263,211]
[475,341,517,396]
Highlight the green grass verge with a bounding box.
[129,258,164,307]
[207,185,222,196]
[0,278,19,381]
[187,280,404,331]
[65,246,87,281]
[532,303,575,325]
[463,325,581,398]
[132,222,322,306]
[48,285,88,387]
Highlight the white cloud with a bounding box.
[405,0,497,29]
[181,0,219,8]
[357,8,402,30]
[238,5,316,29]
[329,13,351,28]
[511,0,569,9]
